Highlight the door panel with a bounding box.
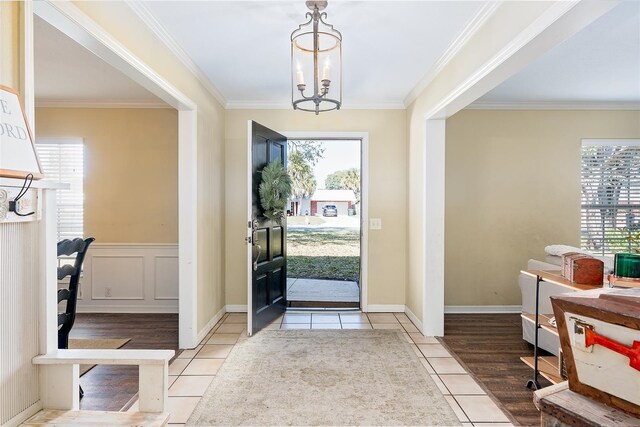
[247,121,288,335]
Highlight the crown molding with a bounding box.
[125,0,226,107]
[35,99,171,109]
[403,1,502,107]
[465,101,640,111]
[225,101,406,110]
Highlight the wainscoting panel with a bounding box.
[77,244,178,313]
[154,256,179,300]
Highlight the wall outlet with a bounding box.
[105,287,112,298]
[370,218,382,230]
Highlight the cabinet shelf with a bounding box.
[520,356,563,385]
[521,312,559,337]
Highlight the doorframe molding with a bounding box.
[32,1,200,349]
[283,131,369,312]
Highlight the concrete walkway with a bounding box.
[287,278,360,303]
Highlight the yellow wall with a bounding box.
[72,1,226,331]
[0,1,20,90]
[445,109,640,306]
[225,109,407,308]
[35,107,178,243]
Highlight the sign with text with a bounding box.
[0,85,42,179]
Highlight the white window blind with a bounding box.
[581,139,640,255]
[35,139,84,241]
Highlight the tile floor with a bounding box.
[130,312,513,426]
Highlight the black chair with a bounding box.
[57,237,94,398]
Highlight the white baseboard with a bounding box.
[195,306,227,347]
[225,304,247,312]
[76,305,178,314]
[444,305,522,314]
[366,304,405,313]
[404,306,423,332]
[3,400,42,427]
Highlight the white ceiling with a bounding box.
[474,1,640,106]
[140,0,484,108]
[33,1,639,109]
[34,15,163,105]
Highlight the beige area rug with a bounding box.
[68,338,130,376]
[187,330,461,426]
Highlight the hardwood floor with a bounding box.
[70,313,179,411]
[442,313,551,427]
[70,312,546,425]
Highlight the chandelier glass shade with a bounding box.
[291,0,342,115]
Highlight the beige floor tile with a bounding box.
[196,344,233,359]
[426,357,467,374]
[394,313,412,324]
[367,313,399,323]
[311,323,342,329]
[216,323,245,333]
[429,374,450,395]
[455,395,510,423]
[207,333,240,345]
[183,358,225,375]
[283,314,311,323]
[224,313,247,324]
[167,396,201,424]
[401,323,420,333]
[439,375,486,395]
[401,332,413,343]
[177,345,202,359]
[280,323,311,329]
[410,344,424,358]
[473,423,514,427]
[168,424,186,427]
[419,358,435,374]
[417,343,451,358]
[168,375,214,396]
[169,375,179,387]
[409,333,439,344]
[371,323,403,330]
[444,396,470,422]
[339,313,369,323]
[311,314,340,324]
[341,323,372,329]
[168,358,190,376]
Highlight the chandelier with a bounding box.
[291,0,342,115]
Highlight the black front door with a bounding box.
[248,121,287,335]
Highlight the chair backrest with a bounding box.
[57,237,95,349]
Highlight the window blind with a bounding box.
[581,140,640,255]
[35,139,84,241]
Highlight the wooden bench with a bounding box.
[22,409,169,426]
[32,349,174,416]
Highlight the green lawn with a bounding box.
[287,228,360,281]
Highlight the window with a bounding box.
[581,139,640,255]
[36,138,84,241]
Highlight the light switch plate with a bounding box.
[370,218,382,230]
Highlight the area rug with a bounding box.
[187,330,460,426]
[68,338,131,376]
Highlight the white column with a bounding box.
[178,110,198,349]
[423,119,445,336]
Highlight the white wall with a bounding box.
[73,244,178,313]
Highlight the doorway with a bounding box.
[286,138,362,309]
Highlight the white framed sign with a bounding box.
[0,85,42,179]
